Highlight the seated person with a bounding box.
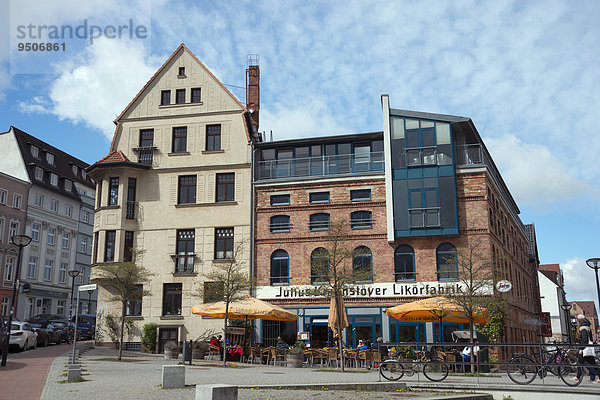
[461,343,480,362]
[209,336,223,353]
[372,337,389,357]
[276,337,289,350]
[357,339,370,350]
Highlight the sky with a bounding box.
[1,1,599,310]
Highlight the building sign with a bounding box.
[257,281,475,300]
[495,280,512,293]
[540,312,552,337]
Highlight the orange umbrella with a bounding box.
[191,295,298,322]
[386,296,489,324]
[328,297,348,338]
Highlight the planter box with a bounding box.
[164,349,180,359]
[286,353,303,368]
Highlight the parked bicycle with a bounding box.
[380,348,450,382]
[506,345,580,386]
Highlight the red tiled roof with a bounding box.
[571,301,598,318]
[539,264,560,273]
[95,150,130,164]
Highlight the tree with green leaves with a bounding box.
[309,219,374,372]
[91,251,152,361]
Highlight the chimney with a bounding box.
[246,54,260,131]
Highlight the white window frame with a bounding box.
[0,217,4,242]
[72,165,78,176]
[4,255,15,281]
[35,167,43,180]
[59,263,67,283]
[31,223,40,241]
[13,193,22,209]
[50,200,58,212]
[62,232,70,249]
[1,297,9,316]
[34,194,44,207]
[46,152,54,165]
[27,256,37,279]
[77,266,85,284]
[50,173,58,186]
[43,260,53,281]
[9,220,19,239]
[80,237,87,253]
[0,189,7,204]
[47,228,56,245]
[30,145,39,158]
[82,211,89,223]
[65,204,73,217]
[65,180,72,192]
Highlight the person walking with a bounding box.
[571,314,600,384]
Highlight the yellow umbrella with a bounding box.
[191,295,298,322]
[328,297,348,338]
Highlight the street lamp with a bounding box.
[1,234,32,367]
[586,258,600,322]
[87,289,94,314]
[560,303,572,343]
[68,269,80,336]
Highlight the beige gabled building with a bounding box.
[87,44,258,351]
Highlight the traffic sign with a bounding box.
[79,283,98,291]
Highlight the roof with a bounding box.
[539,269,561,287]
[111,43,250,150]
[570,301,598,319]
[11,126,95,201]
[96,150,130,163]
[255,131,383,148]
[390,108,470,123]
[86,150,149,174]
[539,264,560,274]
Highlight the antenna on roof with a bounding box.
[270,130,273,142]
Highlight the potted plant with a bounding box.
[193,340,209,360]
[141,323,157,353]
[286,341,305,368]
[164,340,180,359]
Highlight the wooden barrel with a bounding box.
[286,353,303,368]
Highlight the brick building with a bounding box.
[253,96,541,348]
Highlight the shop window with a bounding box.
[310,248,329,284]
[394,245,415,281]
[352,246,372,282]
[437,242,458,281]
[270,250,289,285]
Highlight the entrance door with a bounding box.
[158,327,178,353]
[349,316,381,348]
[390,321,425,343]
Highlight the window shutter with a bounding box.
[170,176,177,203]
[207,174,215,203]
[197,174,205,203]
[235,171,243,202]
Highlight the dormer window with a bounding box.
[50,173,58,186]
[34,167,43,180]
[72,165,78,176]
[31,145,39,158]
[81,170,87,180]
[178,67,185,76]
[65,179,72,192]
[46,153,54,165]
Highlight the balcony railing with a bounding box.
[455,144,483,165]
[126,201,136,219]
[408,207,440,228]
[173,253,195,274]
[256,151,384,180]
[132,146,156,166]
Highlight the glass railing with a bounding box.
[256,151,384,180]
[455,144,483,165]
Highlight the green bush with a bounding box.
[141,323,157,353]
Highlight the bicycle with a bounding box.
[506,345,580,386]
[380,348,449,382]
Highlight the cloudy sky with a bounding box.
[1,1,599,309]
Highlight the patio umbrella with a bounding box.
[191,295,298,321]
[328,297,348,338]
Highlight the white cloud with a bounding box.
[19,38,157,139]
[484,134,589,208]
[562,257,599,313]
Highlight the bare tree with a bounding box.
[309,219,373,372]
[91,250,152,361]
[199,240,253,366]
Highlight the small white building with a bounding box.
[538,264,568,342]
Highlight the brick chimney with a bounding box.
[246,54,260,131]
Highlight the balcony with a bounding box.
[408,207,440,228]
[132,146,156,166]
[126,201,136,219]
[172,253,195,274]
[455,144,483,166]
[255,151,384,181]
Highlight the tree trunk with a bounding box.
[223,304,229,366]
[119,302,126,361]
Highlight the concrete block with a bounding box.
[195,384,238,400]
[67,367,81,382]
[162,365,185,389]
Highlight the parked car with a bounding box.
[72,314,96,340]
[27,313,67,328]
[30,322,62,346]
[9,321,38,351]
[49,320,80,343]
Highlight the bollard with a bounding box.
[67,366,81,382]
[162,365,185,389]
[195,384,238,400]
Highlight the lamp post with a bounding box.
[586,258,600,322]
[1,234,32,367]
[560,303,572,343]
[87,289,94,314]
[68,269,80,341]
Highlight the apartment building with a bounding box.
[0,127,95,320]
[87,44,257,351]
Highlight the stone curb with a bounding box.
[409,382,600,395]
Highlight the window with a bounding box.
[270,194,290,206]
[394,245,416,281]
[270,250,289,285]
[4,255,15,281]
[81,170,87,180]
[59,263,67,283]
[50,173,58,186]
[139,129,154,147]
[214,228,234,259]
[65,204,73,217]
[0,189,6,204]
[309,192,330,204]
[97,181,102,208]
[31,145,39,158]
[27,257,37,279]
[162,283,182,316]
[46,152,54,165]
[436,242,458,281]
[310,248,329,284]
[203,281,223,303]
[34,194,43,207]
[176,229,195,273]
[191,88,201,103]
[206,124,221,151]
[0,218,4,242]
[124,231,134,262]
[216,173,234,202]
[160,90,171,105]
[47,227,56,245]
[350,189,371,201]
[62,232,70,249]
[34,167,43,180]
[309,213,330,231]
[350,211,372,229]
[43,260,53,281]
[353,143,371,170]
[109,177,119,205]
[80,237,88,253]
[105,230,116,262]
[9,220,19,239]
[72,165,78,176]
[56,300,65,316]
[12,193,22,208]
[50,199,58,212]
[172,127,187,152]
[126,178,136,219]
[65,180,72,192]
[352,246,373,282]
[126,284,143,316]
[82,211,90,223]
[178,175,196,204]
[176,89,185,104]
[178,67,185,76]
[270,215,291,233]
[31,223,40,241]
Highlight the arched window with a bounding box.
[270,215,290,233]
[436,242,458,281]
[394,245,415,282]
[352,246,373,282]
[350,211,372,229]
[309,213,330,231]
[270,250,289,285]
[310,248,330,284]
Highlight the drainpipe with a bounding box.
[249,140,256,297]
